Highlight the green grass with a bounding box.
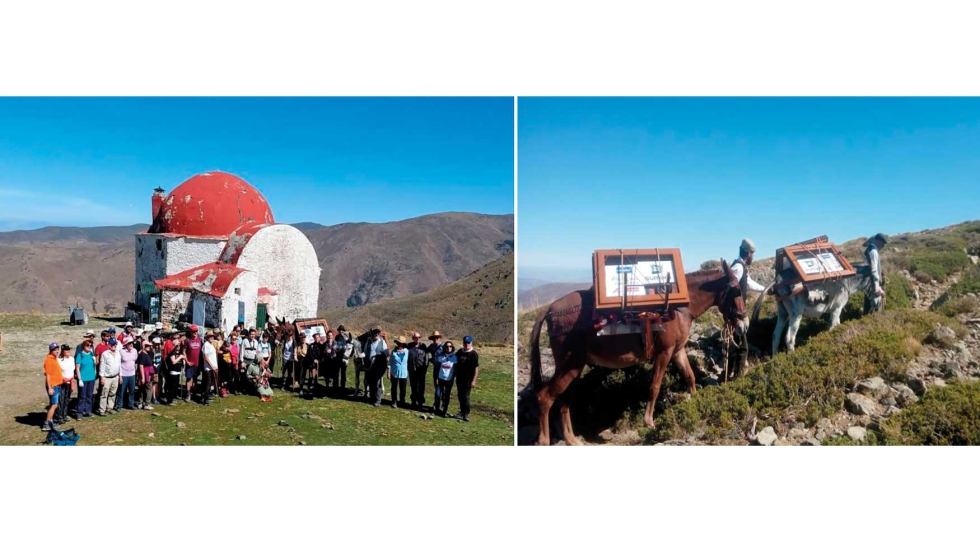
[646,309,960,444]
[908,250,973,283]
[880,381,980,445]
[885,273,915,310]
[0,346,514,446]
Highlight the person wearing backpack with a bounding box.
[407,332,430,410]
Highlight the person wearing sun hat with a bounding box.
[407,332,430,409]
[74,336,98,419]
[76,329,96,356]
[426,330,443,392]
[42,342,63,431]
[387,336,410,408]
[864,232,889,314]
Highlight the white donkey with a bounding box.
[751,265,872,355]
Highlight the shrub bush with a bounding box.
[908,250,972,282]
[880,381,980,445]
[646,309,958,445]
[885,273,915,310]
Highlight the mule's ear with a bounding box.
[720,258,730,274]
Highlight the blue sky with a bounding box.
[519,97,980,281]
[0,97,514,231]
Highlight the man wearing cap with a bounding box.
[183,325,203,403]
[864,233,889,314]
[729,239,767,377]
[97,338,121,415]
[364,329,389,406]
[453,336,480,421]
[42,343,63,431]
[426,331,443,393]
[407,332,430,409]
[115,338,139,411]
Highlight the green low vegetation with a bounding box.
[646,309,962,444]
[885,273,915,310]
[931,265,980,317]
[880,381,980,445]
[0,339,514,446]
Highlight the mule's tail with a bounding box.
[529,309,548,391]
[750,281,776,326]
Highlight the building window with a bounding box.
[156,239,162,251]
[235,288,241,295]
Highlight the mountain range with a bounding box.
[0,212,513,313]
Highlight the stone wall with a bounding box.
[218,270,259,332]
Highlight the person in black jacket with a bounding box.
[407,331,430,410]
[426,331,443,394]
[453,336,480,422]
[301,332,322,398]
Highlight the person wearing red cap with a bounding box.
[183,325,202,403]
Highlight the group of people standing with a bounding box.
[41,320,482,433]
[278,327,481,420]
[40,321,274,432]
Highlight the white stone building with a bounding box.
[133,171,319,330]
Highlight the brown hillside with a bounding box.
[320,253,514,344]
[0,213,513,313]
[518,282,591,310]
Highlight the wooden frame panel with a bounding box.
[593,248,690,310]
[775,238,856,284]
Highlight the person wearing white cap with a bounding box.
[729,238,766,377]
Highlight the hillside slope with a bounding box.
[321,252,514,344]
[518,282,591,310]
[0,212,513,313]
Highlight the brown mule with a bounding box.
[528,261,747,445]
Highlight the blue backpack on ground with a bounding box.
[45,428,80,446]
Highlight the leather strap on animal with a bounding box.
[637,311,662,361]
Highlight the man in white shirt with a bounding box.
[365,329,389,407]
[729,239,766,377]
[98,338,122,415]
[201,330,219,405]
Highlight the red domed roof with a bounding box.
[149,171,274,238]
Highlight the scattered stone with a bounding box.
[815,430,828,441]
[788,428,808,440]
[236,435,247,441]
[845,393,878,416]
[774,438,794,446]
[752,426,778,446]
[419,414,426,419]
[223,408,240,414]
[933,378,948,388]
[816,418,833,431]
[880,395,897,407]
[151,412,161,417]
[320,423,334,430]
[942,362,962,379]
[895,385,919,406]
[278,420,290,426]
[927,325,958,347]
[856,377,888,397]
[175,422,186,429]
[703,325,721,338]
[907,377,927,396]
[147,433,155,438]
[597,429,615,443]
[846,426,867,442]
[883,406,901,417]
[688,333,701,345]
[801,438,822,446]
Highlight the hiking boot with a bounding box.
[144,405,154,411]
[462,416,470,422]
[391,403,397,409]
[109,409,118,415]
